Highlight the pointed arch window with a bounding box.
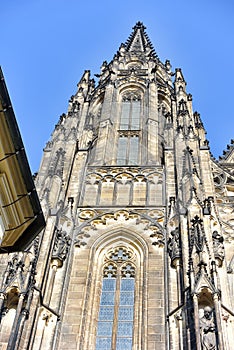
[117,91,141,165]
[95,247,136,350]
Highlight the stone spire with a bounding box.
[124,21,157,56]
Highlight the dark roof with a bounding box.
[0,67,45,253]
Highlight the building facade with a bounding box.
[0,22,234,349]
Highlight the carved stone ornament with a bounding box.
[199,306,217,350]
[167,227,181,266]
[212,231,224,266]
[40,308,53,326]
[52,228,71,265]
[3,254,24,287]
[1,251,37,294]
[203,198,212,215]
[79,128,94,149]
[48,148,66,177]
[191,216,205,253]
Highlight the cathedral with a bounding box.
[0,22,234,350]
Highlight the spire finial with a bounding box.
[132,21,146,31]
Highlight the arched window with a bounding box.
[119,92,141,130]
[117,91,141,165]
[95,247,136,350]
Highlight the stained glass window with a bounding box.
[96,248,136,350]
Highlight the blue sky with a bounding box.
[1,0,234,172]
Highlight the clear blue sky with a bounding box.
[1,0,234,172]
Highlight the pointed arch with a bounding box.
[78,227,149,350]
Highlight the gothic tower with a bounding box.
[0,22,234,350]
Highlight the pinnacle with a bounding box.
[132,21,146,31]
[124,21,156,55]
[219,139,234,162]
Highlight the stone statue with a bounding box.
[199,306,217,350]
[52,228,71,263]
[168,227,181,262]
[212,231,224,262]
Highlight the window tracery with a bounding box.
[96,246,136,350]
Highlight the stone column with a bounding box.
[213,293,225,349]
[0,292,6,323]
[193,293,201,350]
[44,259,59,305]
[7,293,25,350]
[175,259,183,305]
[176,310,184,350]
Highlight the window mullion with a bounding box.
[129,100,132,130]
[111,265,121,349]
[126,135,130,165]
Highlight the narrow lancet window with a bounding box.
[117,91,141,165]
[117,134,139,165]
[120,93,140,130]
[96,247,136,350]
